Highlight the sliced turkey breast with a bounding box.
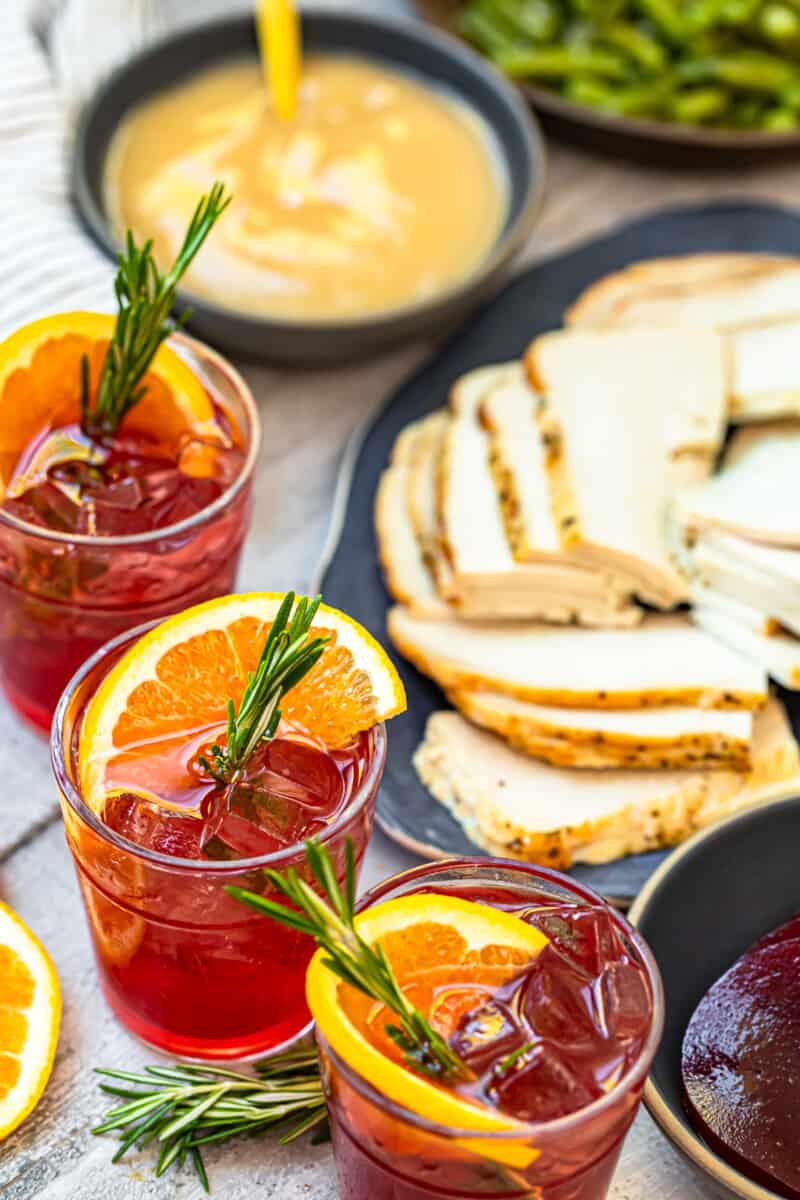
[565,254,793,328]
[693,528,800,588]
[450,689,753,771]
[389,607,767,709]
[688,585,779,638]
[566,256,800,332]
[678,422,800,547]
[375,463,447,617]
[405,411,448,574]
[694,607,800,691]
[414,700,798,868]
[729,320,800,422]
[436,364,639,624]
[690,541,800,637]
[480,372,567,562]
[525,329,726,605]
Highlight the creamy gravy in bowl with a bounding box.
[105,56,509,323]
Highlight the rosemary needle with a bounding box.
[93,1045,327,1193]
[96,840,471,1190]
[198,591,329,785]
[228,837,469,1083]
[80,181,232,440]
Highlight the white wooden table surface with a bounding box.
[4,0,800,1196]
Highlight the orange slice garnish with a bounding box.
[307,893,548,1168]
[0,902,61,1140]
[78,592,407,817]
[0,311,220,499]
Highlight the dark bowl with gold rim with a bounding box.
[629,793,800,1200]
[72,9,545,364]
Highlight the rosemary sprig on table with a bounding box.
[93,1045,327,1193]
[228,838,469,1083]
[199,592,329,785]
[95,840,471,1190]
[80,181,231,439]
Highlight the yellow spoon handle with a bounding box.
[258,0,301,121]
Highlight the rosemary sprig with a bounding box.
[494,1041,535,1077]
[93,1045,327,1193]
[81,181,232,439]
[199,592,329,785]
[228,838,469,1083]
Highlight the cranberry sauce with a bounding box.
[682,914,800,1199]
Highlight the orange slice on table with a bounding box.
[78,592,407,818]
[308,893,548,1169]
[0,902,61,1141]
[0,311,221,499]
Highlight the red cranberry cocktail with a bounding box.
[318,860,663,1200]
[51,608,390,1060]
[0,184,260,731]
[0,331,258,731]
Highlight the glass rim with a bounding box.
[0,331,261,548]
[321,857,665,1143]
[50,615,387,875]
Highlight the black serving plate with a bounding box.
[629,796,800,1199]
[316,199,800,904]
[418,0,800,164]
[72,9,545,365]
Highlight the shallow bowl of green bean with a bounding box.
[419,0,800,157]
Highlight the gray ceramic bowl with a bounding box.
[72,9,545,364]
[629,794,800,1200]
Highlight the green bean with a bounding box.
[670,84,730,119]
[488,0,563,41]
[566,76,672,113]
[494,44,632,77]
[601,80,674,113]
[571,0,628,24]
[730,94,767,122]
[685,0,731,33]
[602,19,669,69]
[719,0,762,24]
[761,103,799,124]
[686,29,737,57]
[459,5,518,55]
[780,76,800,105]
[758,2,800,45]
[677,50,797,89]
[460,0,800,128]
[563,18,596,48]
[632,0,688,43]
[565,76,616,106]
[726,53,798,88]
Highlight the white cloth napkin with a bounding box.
[0,0,242,335]
[0,1,113,336]
[39,0,163,117]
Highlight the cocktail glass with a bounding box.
[0,333,260,731]
[51,624,386,1060]
[318,859,664,1200]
